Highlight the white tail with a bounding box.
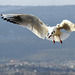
[47,32,70,42]
[60,32,70,41]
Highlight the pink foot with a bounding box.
[53,40,55,44]
[59,35,63,44]
[53,36,55,44]
[60,40,63,44]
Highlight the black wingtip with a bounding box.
[1,17,3,19]
[1,14,2,16]
[1,14,3,19]
[4,18,7,20]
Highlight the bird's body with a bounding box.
[1,14,75,44]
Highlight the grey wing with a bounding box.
[56,20,75,32]
[1,14,49,39]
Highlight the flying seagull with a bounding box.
[1,14,75,44]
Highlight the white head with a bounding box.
[47,26,56,37]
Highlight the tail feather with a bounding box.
[47,32,70,42]
[60,32,70,41]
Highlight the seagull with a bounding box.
[1,14,75,44]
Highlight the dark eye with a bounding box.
[53,31,55,33]
[51,31,55,34]
[51,32,53,34]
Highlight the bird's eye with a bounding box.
[53,31,55,33]
[51,31,55,34]
[51,32,53,34]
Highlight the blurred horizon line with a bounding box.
[0,4,75,7]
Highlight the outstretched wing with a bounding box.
[1,14,48,39]
[56,20,75,32]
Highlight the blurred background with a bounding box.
[0,0,75,63]
[0,0,75,75]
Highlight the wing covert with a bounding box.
[56,20,75,32]
[1,14,49,39]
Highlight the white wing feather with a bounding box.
[1,14,49,39]
[57,20,75,32]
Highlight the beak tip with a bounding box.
[48,35,51,38]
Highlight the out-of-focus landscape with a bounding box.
[0,5,75,75]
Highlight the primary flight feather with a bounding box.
[1,14,75,44]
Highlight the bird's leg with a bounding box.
[53,36,55,44]
[59,35,62,44]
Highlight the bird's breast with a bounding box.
[54,29,61,36]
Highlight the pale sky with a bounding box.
[0,0,75,6]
